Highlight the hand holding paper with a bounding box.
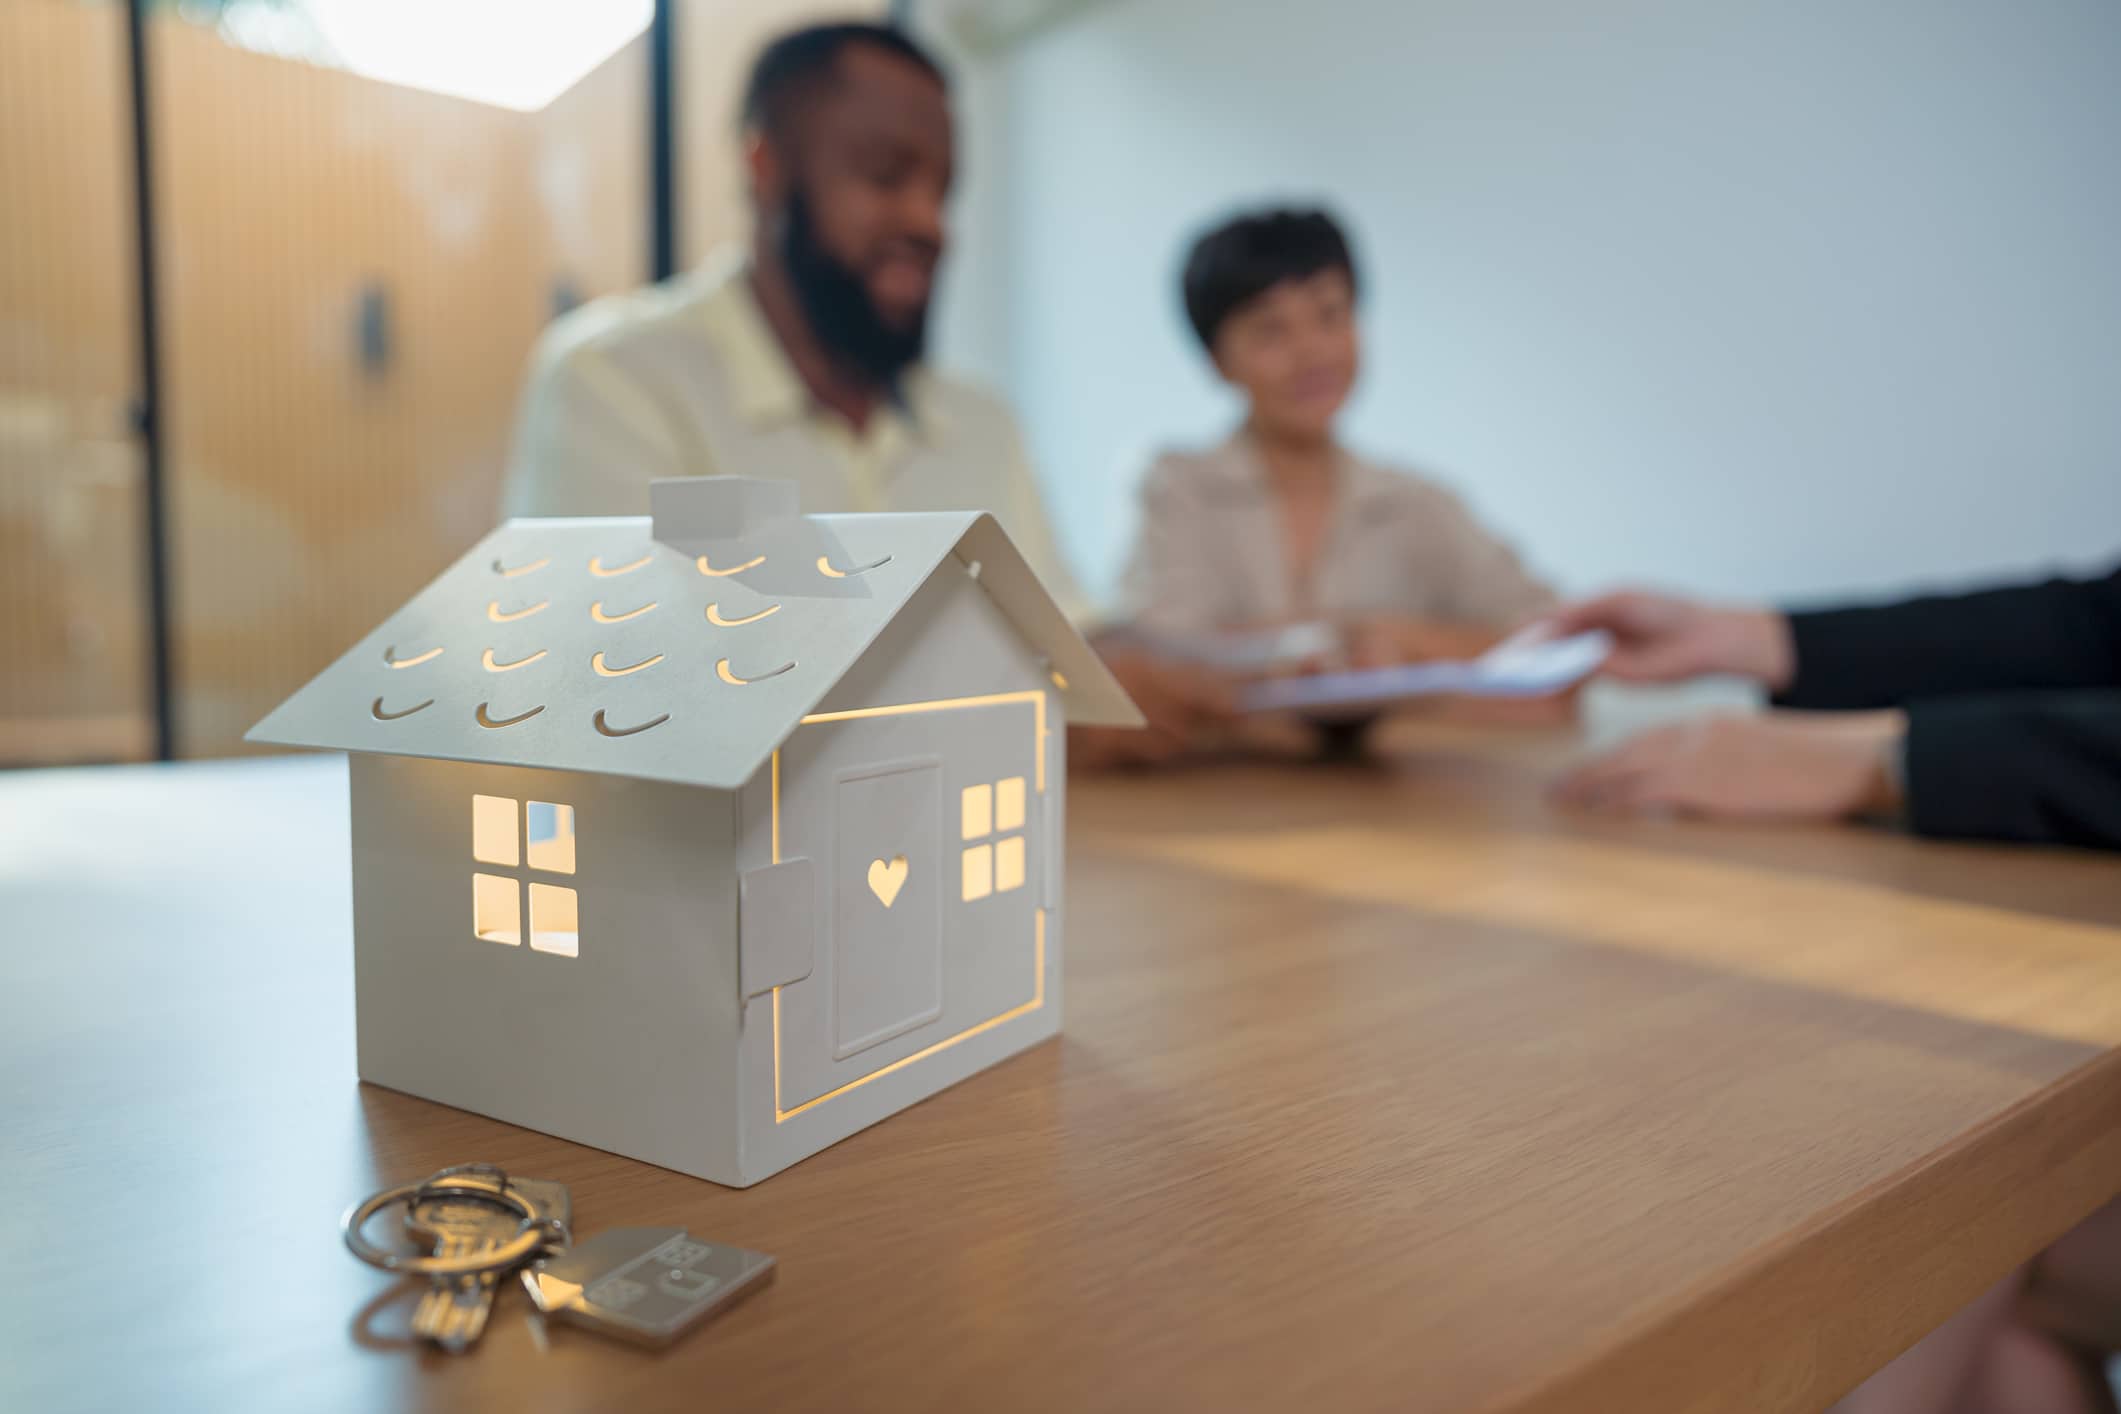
[1539,591,1794,689]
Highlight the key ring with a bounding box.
[342,1173,566,1279]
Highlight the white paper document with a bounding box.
[1238,630,1612,714]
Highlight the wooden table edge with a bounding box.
[1492,1042,2121,1414]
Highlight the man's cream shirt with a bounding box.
[502,253,1089,620]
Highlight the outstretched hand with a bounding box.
[1551,710,1906,822]
[1541,590,1796,689]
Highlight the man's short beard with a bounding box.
[778,185,929,393]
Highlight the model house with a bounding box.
[249,476,1138,1186]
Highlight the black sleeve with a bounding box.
[1775,566,2121,710]
[1902,691,2121,850]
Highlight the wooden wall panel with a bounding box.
[0,0,153,763]
[145,19,645,757]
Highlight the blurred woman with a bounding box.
[1117,206,1554,671]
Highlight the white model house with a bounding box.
[249,477,1138,1186]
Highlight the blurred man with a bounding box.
[501,21,1224,764]
[1546,566,2121,849]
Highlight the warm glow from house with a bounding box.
[995,777,1026,832]
[528,883,579,956]
[526,801,575,873]
[816,554,892,579]
[492,556,550,578]
[961,843,993,902]
[697,554,765,577]
[588,554,653,578]
[474,872,520,945]
[473,795,581,957]
[767,692,1052,1124]
[961,783,993,840]
[472,793,519,865]
[706,602,780,627]
[995,836,1026,893]
[591,651,663,677]
[772,910,1046,1124]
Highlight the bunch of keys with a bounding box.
[342,1164,775,1353]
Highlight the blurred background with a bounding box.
[6,0,2120,766]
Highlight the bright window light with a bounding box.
[214,0,652,112]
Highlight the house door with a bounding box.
[769,693,1047,1119]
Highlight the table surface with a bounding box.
[5,729,2121,1414]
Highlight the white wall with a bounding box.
[926,0,2121,608]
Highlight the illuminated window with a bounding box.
[995,776,1026,832]
[959,777,1027,901]
[472,794,518,865]
[529,883,579,957]
[995,836,1026,893]
[473,872,520,945]
[961,783,992,840]
[962,844,993,902]
[470,795,580,956]
[526,801,575,873]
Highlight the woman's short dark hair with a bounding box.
[1181,207,1358,350]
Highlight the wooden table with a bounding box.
[4,731,2120,1413]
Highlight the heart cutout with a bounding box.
[867,855,909,908]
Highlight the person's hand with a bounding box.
[1071,646,1237,770]
[1551,709,1906,821]
[1542,590,1796,689]
[1341,617,1500,670]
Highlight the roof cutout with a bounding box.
[819,555,891,579]
[592,652,663,678]
[476,703,545,729]
[589,554,652,578]
[708,602,779,627]
[373,697,433,720]
[718,658,796,686]
[698,554,764,578]
[594,709,668,738]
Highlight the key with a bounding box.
[522,1227,775,1348]
[403,1170,570,1352]
[404,1191,518,1351]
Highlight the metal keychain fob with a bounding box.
[522,1227,775,1348]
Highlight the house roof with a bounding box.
[247,478,1139,790]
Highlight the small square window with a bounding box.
[528,883,579,957]
[472,794,519,866]
[961,783,992,841]
[995,776,1026,832]
[995,835,1026,893]
[961,844,993,902]
[473,873,521,945]
[527,801,576,874]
